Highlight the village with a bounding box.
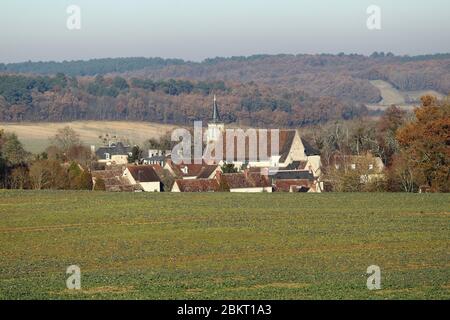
[90,97,385,193]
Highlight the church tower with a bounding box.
[207,95,225,143]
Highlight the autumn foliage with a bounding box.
[396,96,450,192]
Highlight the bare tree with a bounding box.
[50,127,81,154]
[29,161,50,190]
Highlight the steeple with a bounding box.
[207,95,225,144]
[212,95,221,123]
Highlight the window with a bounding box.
[105,153,110,160]
[351,164,356,170]
[369,164,374,170]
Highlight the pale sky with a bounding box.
[1,0,449,63]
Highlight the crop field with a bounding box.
[0,121,176,153]
[0,191,449,300]
[367,80,445,112]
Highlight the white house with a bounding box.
[122,165,163,192]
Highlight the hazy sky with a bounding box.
[1,0,449,63]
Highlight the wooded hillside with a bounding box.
[1,53,449,127]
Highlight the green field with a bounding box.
[0,191,449,300]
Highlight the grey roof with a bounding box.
[143,155,166,162]
[301,138,320,156]
[95,142,132,159]
[283,161,308,170]
[211,95,221,123]
[273,170,314,180]
[127,165,161,183]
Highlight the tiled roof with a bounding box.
[283,161,308,170]
[166,160,219,178]
[174,179,220,192]
[273,179,312,192]
[127,165,161,182]
[143,155,166,162]
[196,165,220,179]
[92,169,137,192]
[301,138,320,156]
[149,164,164,178]
[221,172,271,189]
[95,142,132,158]
[273,170,314,180]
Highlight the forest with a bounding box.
[0,73,365,126]
[0,53,449,127]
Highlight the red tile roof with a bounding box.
[221,172,271,189]
[174,179,220,192]
[274,179,314,192]
[166,160,219,178]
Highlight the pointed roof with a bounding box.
[211,95,222,123]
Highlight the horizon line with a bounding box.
[2,51,450,65]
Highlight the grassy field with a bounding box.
[0,121,176,153]
[367,80,445,112]
[0,191,449,300]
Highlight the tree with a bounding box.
[51,126,81,154]
[376,106,407,165]
[112,76,129,91]
[128,145,142,163]
[29,160,51,190]
[66,145,92,166]
[1,132,29,165]
[9,166,29,189]
[396,96,450,192]
[221,163,238,173]
[29,160,69,190]
[388,152,418,192]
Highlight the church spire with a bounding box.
[212,95,221,123]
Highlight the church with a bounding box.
[205,96,322,178]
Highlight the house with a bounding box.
[91,167,141,192]
[220,171,272,193]
[172,179,220,192]
[273,179,319,193]
[171,170,272,193]
[142,149,169,166]
[123,165,163,192]
[271,169,320,193]
[330,153,385,183]
[142,155,166,166]
[164,159,221,180]
[94,142,133,165]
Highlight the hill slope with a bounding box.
[1,54,449,127]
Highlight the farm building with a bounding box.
[94,142,133,165]
[123,165,164,192]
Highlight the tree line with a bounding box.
[0,74,366,126]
